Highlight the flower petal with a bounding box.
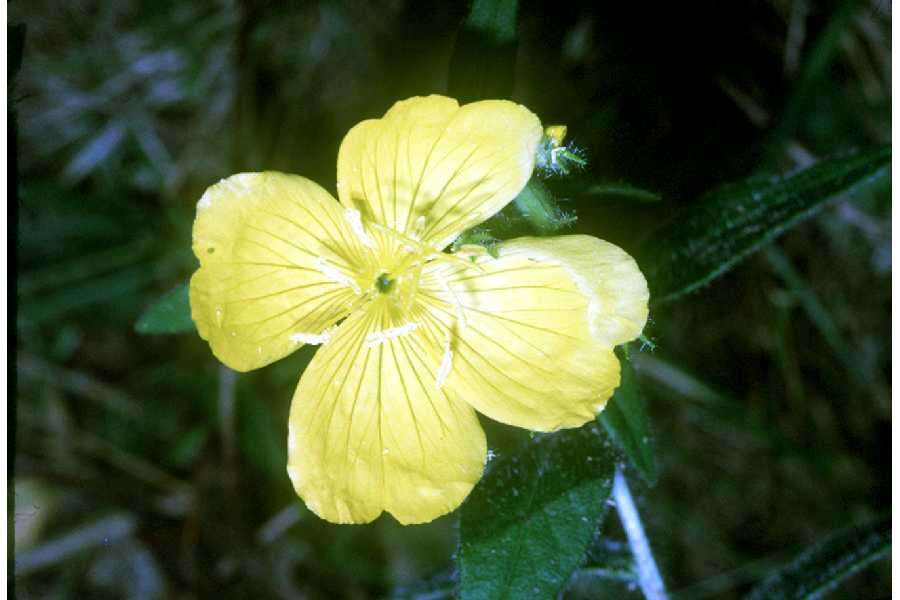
[417,235,649,432]
[190,172,372,372]
[509,235,651,348]
[287,296,486,524]
[336,95,543,250]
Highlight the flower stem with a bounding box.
[613,468,668,600]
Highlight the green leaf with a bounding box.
[459,424,616,599]
[584,183,662,203]
[448,0,519,102]
[640,147,890,304]
[134,284,195,335]
[745,516,890,600]
[598,350,657,484]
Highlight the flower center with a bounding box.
[375,272,394,294]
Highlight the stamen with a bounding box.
[344,208,376,248]
[437,272,467,330]
[365,322,418,347]
[289,325,338,345]
[314,256,361,294]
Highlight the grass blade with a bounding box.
[745,516,890,600]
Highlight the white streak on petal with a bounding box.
[436,341,453,388]
[365,322,418,347]
[314,256,361,294]
[344,208,376,248]
[289,325,337,345]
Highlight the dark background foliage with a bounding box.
[11,0,890,598]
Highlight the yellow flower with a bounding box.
[190,95,649,525]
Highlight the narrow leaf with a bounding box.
[448,0,519,102]
[764,246,865,392]
[635,353,795,450]
[599,350,657,484]
[459,424,616,599]
[19,237,153,296]
[745,516,890,600]
[766,0,864,161]
[584,183,662,203]
[134,284,195,335]
[63,122,128,182]
[24,266,156,323]
[15,513,137,576]
[640,147,890,304]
